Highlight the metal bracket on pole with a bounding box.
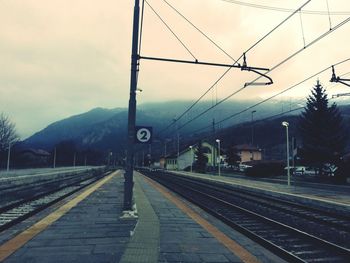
[241,53,273,87]
[330,65,350,87]
[332,93,350,98]
[139,55,272,78]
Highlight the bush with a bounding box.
[245,162,284,177]
[334,161,350,183]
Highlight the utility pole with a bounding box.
[53,147,56,168]
[124,0,140,211]
[73,152,76,167]
[142,151,145,167]
[212,119,216,169]
[173,118,179,169]
[251,110,256,146]
[6,141,11,172]
[282,121,290,186]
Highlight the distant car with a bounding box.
[293,166,306,175]
[322,164,338,176]
[287,166,315,176]
[239,164,252,172]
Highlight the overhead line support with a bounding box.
[139,55,272,74]
[124,0,140,211]
[330,65,350,87]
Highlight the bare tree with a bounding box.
[0,113,20,152]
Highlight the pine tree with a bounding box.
[194,142,208,173]
[226,146,241,168]
[298,81,347,174]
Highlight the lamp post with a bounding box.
[73,152,76,167]
[282,121,290,186]
[173,119,180,160]
[53,147,56,169]
[216,139,221,176]
[189,145,193,173]
[6,141,12,172]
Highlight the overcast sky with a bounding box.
[1,0,349,138]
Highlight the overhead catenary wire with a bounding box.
[176,15,350,132]
[162,0,238,64]
[188,57,350,135]
[326,0,333,30]
[144,0,198,61]
[299,10,306,47]
[238,0,312,62]
[156,0,313,136]
[220,0,350,16]
[191,74,348,143]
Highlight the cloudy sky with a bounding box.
[1,0,349,138]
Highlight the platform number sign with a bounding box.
[135,126,153,144]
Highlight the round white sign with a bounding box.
[136,128,151,143]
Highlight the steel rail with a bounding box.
[0,170,111,233]
[143,170,350,262]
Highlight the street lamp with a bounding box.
[282,121,290,186]
[189,145,193,173]
[216,139,221,176]
[53,147,56,169]
[6,141,12,172]
[73,152,76,167]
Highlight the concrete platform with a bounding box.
[0,171,137,263]
[0,170,285,263]
[171,171,350,215]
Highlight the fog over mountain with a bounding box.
[22,100,350,157]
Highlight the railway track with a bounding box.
[0,169,110,233]
[143,170,350,262]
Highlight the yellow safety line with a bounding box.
[0,171,118,262]
[143,175,261,263]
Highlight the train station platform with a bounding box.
[0,170,284,263]
[171,171,350,215]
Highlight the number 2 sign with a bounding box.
[135,126,153,144]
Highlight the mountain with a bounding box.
[23,107,124,150]
[22,100,350,158]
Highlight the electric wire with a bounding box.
[299,10,306,47]
[220,0,350,16]
[144,0,198,61]
[238,0,312,61]
[326,0,333,30]
[187,75,347,142]
[163,0,239,64]
[156,0,313,136]
[189,57,350,135]
[176,15,350,132]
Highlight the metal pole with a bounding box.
[292,137,295,169]
[73,152,76,167]
[216,139,221,176]
[286,126,290,186]
[53,147,56,168]
[251,110,256,146]
[218,141,221,176]
[124,0,140,211]
[189,146,193,173]
[6,142,11,172]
